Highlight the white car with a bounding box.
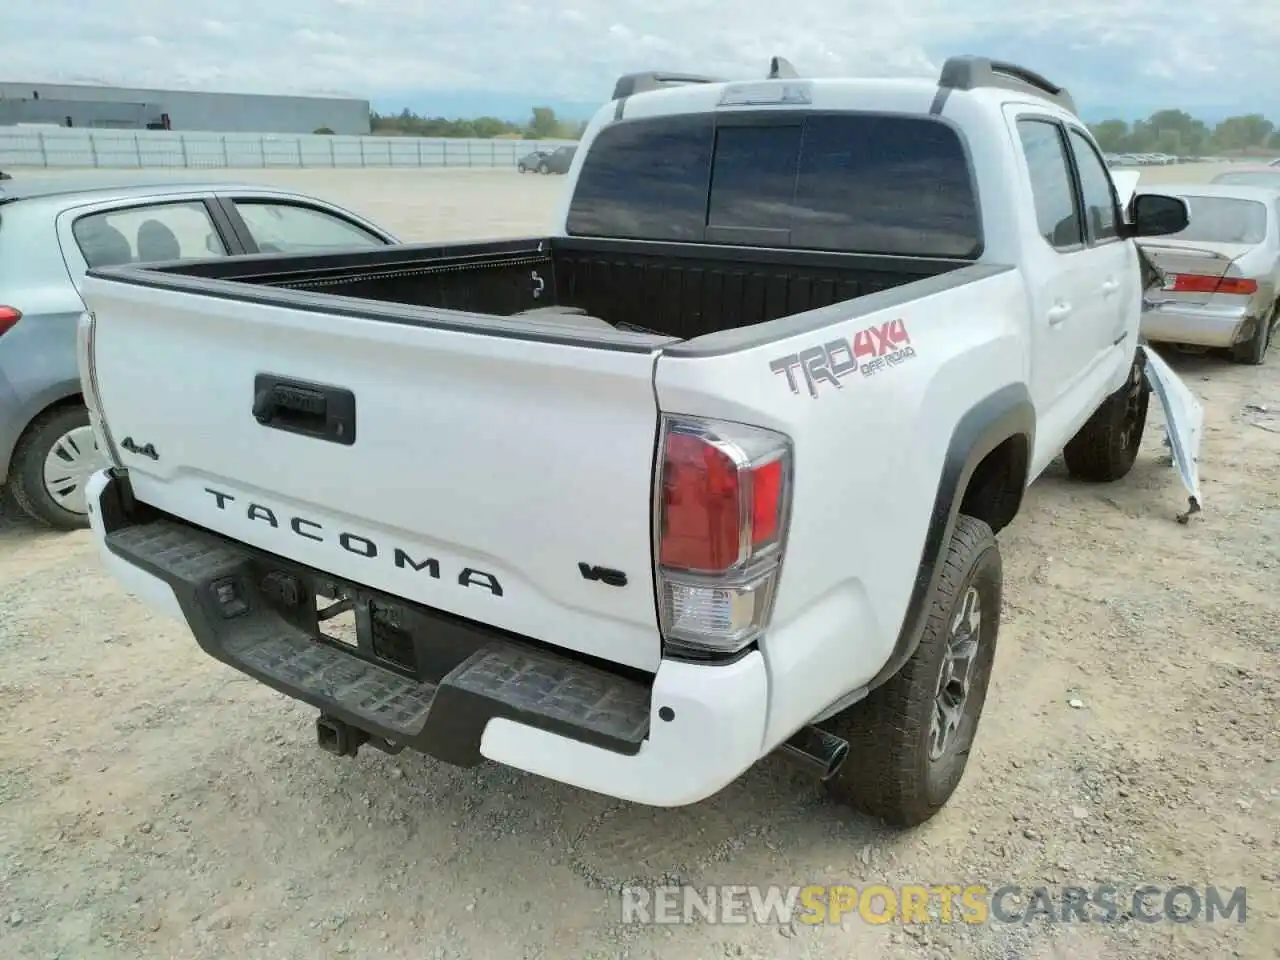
[1137,183,1280,363]
[76,56,1201,828]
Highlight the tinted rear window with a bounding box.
[567,112,982,258]
[565,113,712,242]
[1163,196,1268,245]
[1212,171,1280,188]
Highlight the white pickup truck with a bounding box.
[77,57,1202,827]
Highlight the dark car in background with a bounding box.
[0,173,398,530]
[516,145,577,174]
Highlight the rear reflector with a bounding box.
[1168,274,1258,296]
[655,415,793,656]
[0,305,20,337]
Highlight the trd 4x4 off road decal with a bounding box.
[770,318,916,398]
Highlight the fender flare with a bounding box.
[866,382,1035,692]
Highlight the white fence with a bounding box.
[0,127,579,170]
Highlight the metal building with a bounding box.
[0,82,370,135]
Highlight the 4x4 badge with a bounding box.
[769,318,915,397]
[120,436,159,460]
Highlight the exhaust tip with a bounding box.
[824,739,850,779]
[779,725,849,780]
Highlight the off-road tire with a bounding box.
[1062,354,1150,482]
[1230,305,1276,365]
[821,515,1002,827]
[7,405,94,531]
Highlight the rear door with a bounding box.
[1063,123,1137,351]
[1008,112,1107,419]
[82,276,669,671]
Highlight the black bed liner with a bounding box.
[94,235,972,342]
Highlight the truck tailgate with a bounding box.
[82,279,665,672]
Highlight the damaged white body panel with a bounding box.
[1140,344,1205,522]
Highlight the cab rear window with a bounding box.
[567,111,982,258]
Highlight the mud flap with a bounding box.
[1139,344,1204,523]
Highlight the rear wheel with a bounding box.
[538,161,550,174]
[1062,353,1150,482]
[7,405,102,530]
[821,515,1002,827]
[1230,305,1276,365]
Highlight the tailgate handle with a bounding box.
[253,374,356,446]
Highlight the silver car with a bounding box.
[1210,166,1280,189]
[1136,183,1279,364]
[0,174,398,529]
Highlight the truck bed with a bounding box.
[138,237,971,341]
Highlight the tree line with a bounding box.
[1087,110,1279,156]
[369,106,587,140]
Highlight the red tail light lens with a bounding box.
[657,418,791,574]
[659,432,741,571]
[1169,274,1257,295]
[0,305,20,337]
[750,458,784,548]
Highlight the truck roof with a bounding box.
[611,55,1077,118]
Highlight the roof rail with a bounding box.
[611,72,724,100]
[768,56,799,79]
[612,56,802,101]
[937,55,1077,116]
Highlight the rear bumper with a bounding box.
[1140,302,1252,348]
[85,468,769,807]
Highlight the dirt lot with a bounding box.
[1,165,1277,960]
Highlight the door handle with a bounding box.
[1101,279,1120,297]
[253,374,357,445]
[1047,303,1073,325]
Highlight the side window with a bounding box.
[73,200,227,268]
[232,202,386,254]
[1067,129,1120,242]
[566,114,714,241]
[1016,119,1082,250]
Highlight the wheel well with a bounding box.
[42,393,85,416]
[4,393,86,483]
[958,434,1030,535]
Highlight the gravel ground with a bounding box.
[1,164,1277,960]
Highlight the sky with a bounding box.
[4,1,1278,124]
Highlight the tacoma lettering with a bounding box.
[202,487,503,596]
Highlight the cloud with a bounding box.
[0,0,1275,117]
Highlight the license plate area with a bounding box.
[259,569,493,684]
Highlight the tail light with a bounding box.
[0,305,20,337]
[654,415,792,657]
[1168,274,1258,296]
[75,310,121,467]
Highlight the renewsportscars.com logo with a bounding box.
[619,883,1248,926]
